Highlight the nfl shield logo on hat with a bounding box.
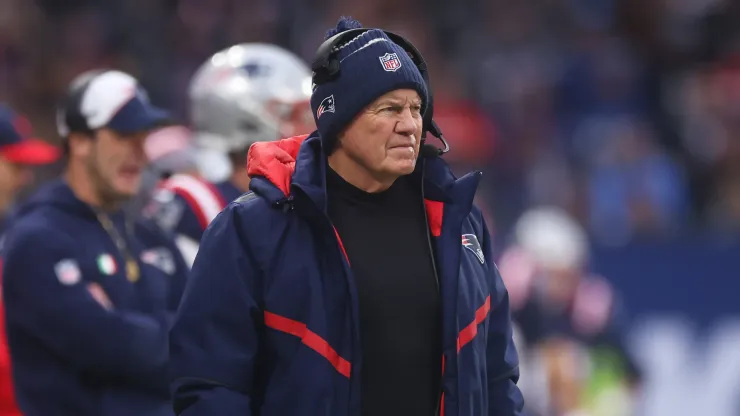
[379,53,402,72]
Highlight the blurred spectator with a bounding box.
[128,124,198,217]
[143,42,314,268]
[1,70,187,415]
[0,104,59,416]
[499,206,642,416]
[584,118,689,244]
[0,105,60,231]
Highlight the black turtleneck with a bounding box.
[326,167,442,416]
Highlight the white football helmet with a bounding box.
[188,43,314,154]
[514,206,589,271]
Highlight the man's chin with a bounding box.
[110,180,142,200]
[389,159,417,176]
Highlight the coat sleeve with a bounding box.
[478,212,525,415]
[169,204,261,415]
[1,226,170,384]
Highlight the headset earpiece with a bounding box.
[311,28,370,85]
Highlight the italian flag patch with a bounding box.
[97,254,118,275]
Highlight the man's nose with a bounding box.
[395,108,419,136]
[130,135,148,160]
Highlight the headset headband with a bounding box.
[311,28,449,154]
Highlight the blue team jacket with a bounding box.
[1,179,188,416]
[170,133,524,416]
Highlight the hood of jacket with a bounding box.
[246,132,480,214]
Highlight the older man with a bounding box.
[170,17,524,416]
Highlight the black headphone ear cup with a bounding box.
[327,59,341,80]
[313,58,340,85]
[312,68,328,85]
[312,28,369,87]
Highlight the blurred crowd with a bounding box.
[2,0,740,245]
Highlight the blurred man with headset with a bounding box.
[170,17,524,416]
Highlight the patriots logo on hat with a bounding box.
[317,95,335,119]
[379,52,402,72]
[462,234,485,264]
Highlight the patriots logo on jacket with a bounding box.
[141,247,176,275]
[316,95,335,119]
[462,234,485,264]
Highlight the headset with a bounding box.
[311,28,450,155]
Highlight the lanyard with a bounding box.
[94,211,140,283]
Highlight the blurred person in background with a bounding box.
[144,43,314,266]
[0,105,61,232]
[143,126,200,180]
[0,104,60,416]
[132,124,199,216]
[0,69,189,416]
[169,17,523,416]
[498,206,642,416]
[581,117,689,245]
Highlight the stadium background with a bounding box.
[2,0,740,414]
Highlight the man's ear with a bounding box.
[67,132,93,159]
[329,128,349,155]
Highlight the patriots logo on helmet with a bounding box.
[317,95,335,119]
[462,234,485,264]
[379,52,402,72]
[241,61,272,77]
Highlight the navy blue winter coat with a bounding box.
[1,179,188,416]
[170,133,524,415]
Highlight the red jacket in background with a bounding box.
[0,261,22,416]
